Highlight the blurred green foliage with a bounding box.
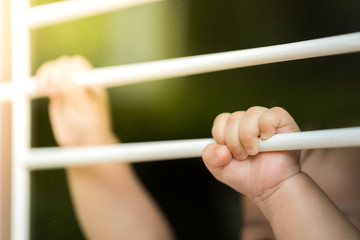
[30,0,360,239]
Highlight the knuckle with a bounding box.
[270,106,286,115]
[259,112,272,124]
[227,111,245,122]
[36,62,53,77]
[58,55,70,60]
[214,112,230,123]
[57,55,70,64]
[246,106,267,116]
[247,106,261,113]
[72,55,85,64]
[213,112,230,127]
[73,55,92,68]
[72,54,83,60]
[271,106,284,111]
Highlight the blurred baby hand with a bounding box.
[36,55,117,146]
[202,106,301,201]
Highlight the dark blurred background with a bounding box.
[30,0,360,239]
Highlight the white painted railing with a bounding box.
[4,0,360,239]
[1,32,360,103]
[25,127,360,170]
[27,0,164,28]
[9,1,166,240]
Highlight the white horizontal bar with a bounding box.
[72,32,360,88]
[259,127,360,152]
[26,127,360,170]
[0,81,38,102]
[27,0,164,29]
[26,138,216,170]
[2,32,360,103]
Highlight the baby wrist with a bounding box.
[253,172,307,221]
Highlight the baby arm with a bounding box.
[202,106,360,240]
[36,56,174,240]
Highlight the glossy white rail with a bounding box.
[27,0,164,29]
[26,127,360,170]
[1,32,360,103]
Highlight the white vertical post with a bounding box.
[11,0,32,239]
[0,0,12,239]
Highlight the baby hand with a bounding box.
[202,107,301,201]
[36,55,117,146]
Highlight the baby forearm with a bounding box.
[66,163,174,240]
[256,173,360,240]
[65,137,173,240]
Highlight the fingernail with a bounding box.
[260,133,269,140]
[235,153,247,161]
[246,148,256,156]
[261,131,275,140]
